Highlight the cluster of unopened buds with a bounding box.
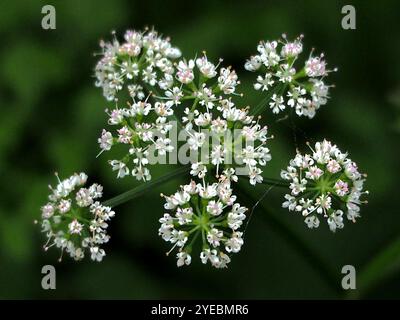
[39,28,367,268]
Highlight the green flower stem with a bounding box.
[236,183,342,295]
[190,97,199,112]
[293,68,306,80]
[261,178,290,188]
[103,165,191,208]
[239,175,289,188]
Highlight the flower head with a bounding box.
[183,96,272,184]
[95,28,181,101]
[39,173,115,262]
[98,98,174,181]
[161,53,239,111]
[245,34,337,119]
[280,140,368,232]
[159,176,247,268]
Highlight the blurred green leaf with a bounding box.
[350,235,400,298]
[1,42,68,102]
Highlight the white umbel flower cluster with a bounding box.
[245,34,336,119]
[149,53,241,121]
[186,98,273,185]
[280,140,368,232]
[159,172,247,268]
[160,53,272,185]
[95,28,181,102]
[98,97,174,181]
[39,173,115,262]
[95,31,273,185]
[160,53,239,107]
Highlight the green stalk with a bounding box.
[261,178,290,188]
[103,165,190,208]
[239,176,290,188]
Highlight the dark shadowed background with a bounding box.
[0,0,399,299]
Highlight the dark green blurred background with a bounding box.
[0,0,399,299]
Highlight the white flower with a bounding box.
[269,94,285,114]
[315,194,332,215]
[155,137,173,155]
[327,210,344,232]
[110,160,129,178]
[143,66,158,86]
[210,145,225,169]
[132,101,152,116]
[304,216,320,229]
[207,228,223,247]
[171,230,188,247]
[254,73,274,91]
[41,204,55,219]
[90,247,106,262]
[58,199,71,213]
[194,112,212,127]
[76,188,94,207]
[108,109,124,125]
[190,162,208,178]
[244,55,262,71]
[68,219,83,235]
[248,167,263,185]
[121,61,139,79]
[165,47,182,59]
[197,85,217,110]
[305,55,327,77]
[225,232,243,253]
[176,252,191,267]
[228,203,246,230]
[281,39,303,57]
[305,166,324,180]
[165,86,183,106]
[98,129,113,151]
[218,67,239,94]
[287,86,306,109]
[176,208,193,225]
[334,179,349,196]
[128,84,145,100]
[176,59,195,84]
[310,79,329,106]
[196,55,217,78]
[206,200,223,216]
[187,131,205,150]
[282,194,297,211]
[276,64,296,83]
[257,41,279,67]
